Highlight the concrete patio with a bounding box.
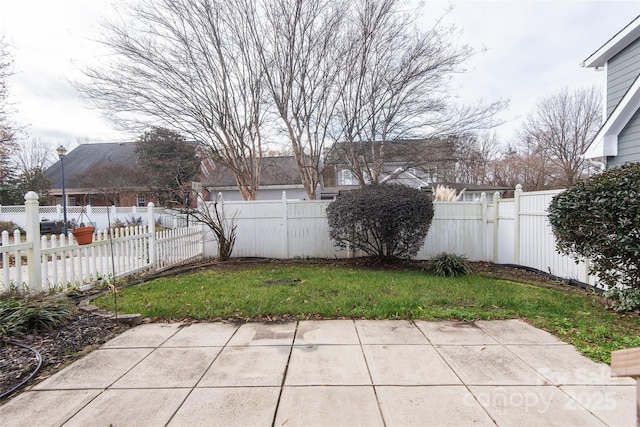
[0,319,636,426]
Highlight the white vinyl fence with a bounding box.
[0,204,188,231]
[2,185,598,292]
[204,186,597,287]
[1,192,203,292]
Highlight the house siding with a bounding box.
[607,37,640,116]
[608,107,640,167]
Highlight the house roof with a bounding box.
[584,74,640,159]
[582,15,640,68]
[45,142,138,189]
[202,156,303,188]
[583,15,640,160]
[325,138,456,165]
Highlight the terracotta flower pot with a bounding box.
[71,226,95,245]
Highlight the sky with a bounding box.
[1,0,640,155]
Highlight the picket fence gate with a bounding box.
[0,192,203,292]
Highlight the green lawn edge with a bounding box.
[94,264,640,364]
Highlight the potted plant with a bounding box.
[71,208,95,245]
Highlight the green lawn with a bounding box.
[93,264,640,363]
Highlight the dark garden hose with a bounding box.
[497,263,602,294]
[0,340,43,400]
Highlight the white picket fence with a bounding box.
[1,192,203,292]
[203,186,597,287]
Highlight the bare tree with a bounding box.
[518,86,602,188]
[7,138,55,201]
[0,38,16,148]
[240,0,348,199]
[187,192,237,260]
[453,132,502,185]
[79,0,266,200]
[80,0,505,199]
[332,0,506,186]
[485,144,556,191]
[14,138,54,172]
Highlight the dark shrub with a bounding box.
[326,184,434,260]
[548,163,640,292]
[430,252,472,277]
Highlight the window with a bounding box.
[88,195,95,206]
[137,195,146,207]
[56,196,76,206]
[340,169,354,185]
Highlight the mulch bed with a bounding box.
[0,312,130,401]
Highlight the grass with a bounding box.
[93,264,640,363]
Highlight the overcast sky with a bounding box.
[1,0,639,154]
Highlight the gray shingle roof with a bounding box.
[203,156,303,188]
[45,143,138,189]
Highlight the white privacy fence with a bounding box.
[204,186,597,287]
[0,204,188,231]
[1,192,203,292]
[2,186,597,291]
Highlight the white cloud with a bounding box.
[1,0,639,149]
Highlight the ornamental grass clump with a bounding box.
[429,252,472,277]
[0,292,77,337]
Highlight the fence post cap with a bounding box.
[147,202,155,208]
[24,191,39,201]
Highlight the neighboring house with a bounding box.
[45,142,152,207]
[323,138,457,190]
[202,156,308,201]
[46,142,206,208]
[583,15,640,167]
[321,138,506,201]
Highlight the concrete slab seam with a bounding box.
[355,319,389,427]
[270,321,299,427]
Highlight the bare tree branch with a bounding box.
[242,0,349,199]
[331,0,506,186]
[78,0,266,200]
[518,85,602,187]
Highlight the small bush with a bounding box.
[603,287,640,312]
[125,216,143,227]
[0,292,77,337]
[429,252,472,277]
[548,163,640,291]
[110,218,126,229]
[326,184,434,261]
[0,221,25,235]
